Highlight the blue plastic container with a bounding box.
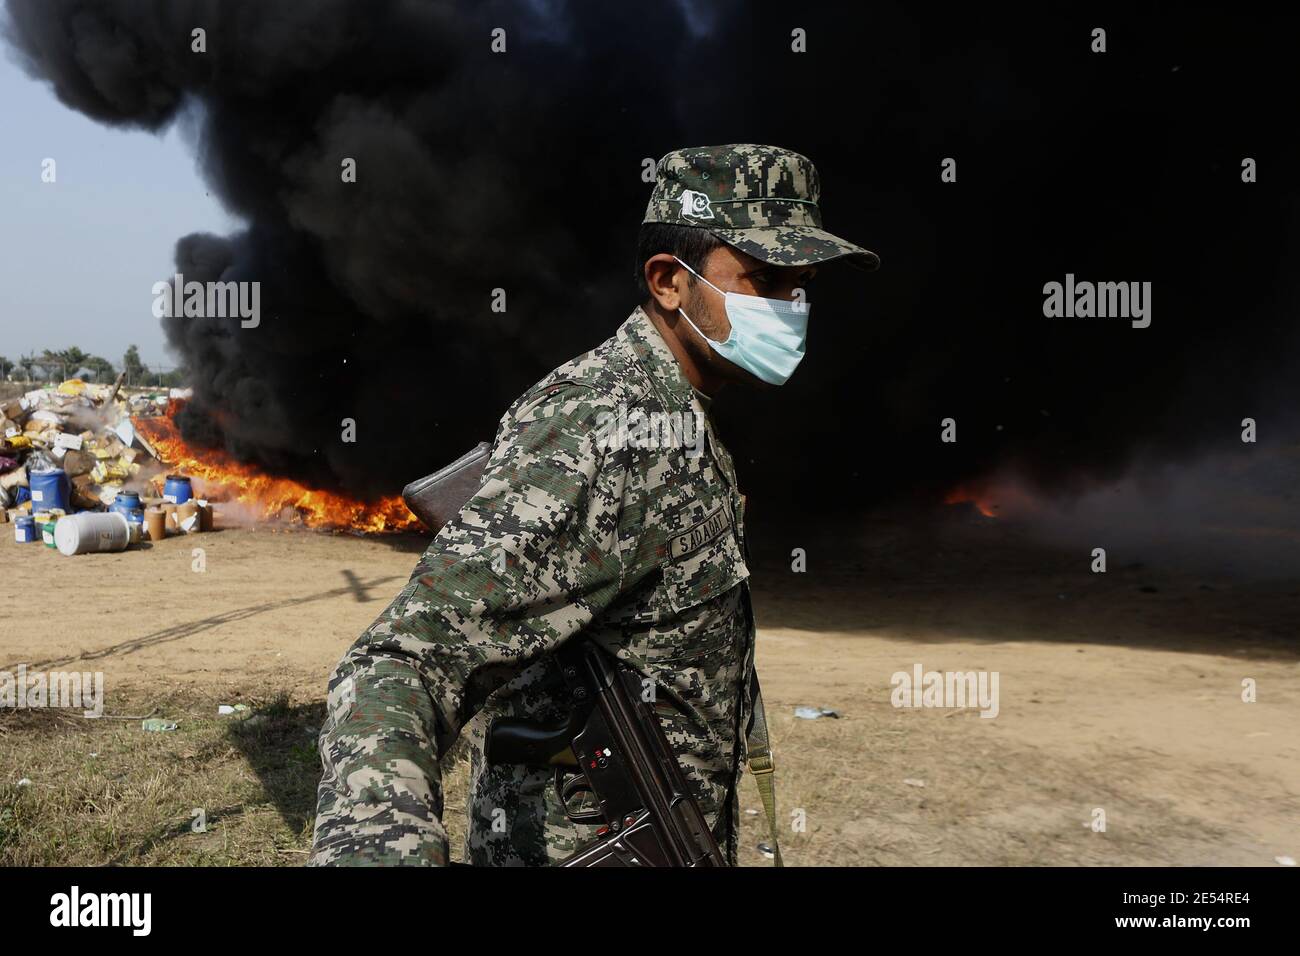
[110,492,144,521]
[113,491,142,510]
[28,469,70,512]
[14,515,36,543]
[162,475,193,505]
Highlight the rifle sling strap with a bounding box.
[746,671,783,867]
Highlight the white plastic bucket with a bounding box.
[54,512,131,556]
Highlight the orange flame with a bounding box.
[133,402,419,533]
[943,484,999,518]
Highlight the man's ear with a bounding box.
[644,253,685,312]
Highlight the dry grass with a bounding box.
[0,686,471,866]
[2,677,1274,867]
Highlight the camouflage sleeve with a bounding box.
[309,384,625,866]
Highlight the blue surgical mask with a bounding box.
[673,256,810,386]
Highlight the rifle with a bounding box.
[486,639,727,867]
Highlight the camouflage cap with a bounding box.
[643,144,880,272]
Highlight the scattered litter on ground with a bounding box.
[756,843,775,859]
[903,778,926,788]
[141,718,178,732]
[794,706,840,719]
[1277,856,1296,866]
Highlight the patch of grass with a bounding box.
[0,687,470,866]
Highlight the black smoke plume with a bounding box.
[5,1,1299,513]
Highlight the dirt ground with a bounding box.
[1,508,1296,866]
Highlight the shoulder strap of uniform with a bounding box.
[746,669,783,867]
[515,378,596,418]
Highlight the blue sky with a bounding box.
[0,46,241,371]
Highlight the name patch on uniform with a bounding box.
[669,507,729,561]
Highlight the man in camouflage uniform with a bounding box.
[310,144,878,866]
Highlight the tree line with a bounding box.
[0,345,185,387]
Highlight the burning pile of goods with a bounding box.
[131,401,419,534]
[0,376,216,554]
[2,377,419,554]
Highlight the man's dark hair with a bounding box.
[634,222,724,299]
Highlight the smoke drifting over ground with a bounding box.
[957,444,1300,580]
[5,2,1299,522]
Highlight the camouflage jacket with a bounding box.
[310,306,757,866]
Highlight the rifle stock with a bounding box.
[401,441,491,532]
